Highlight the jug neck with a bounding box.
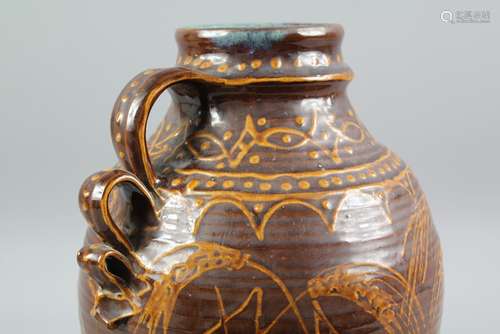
[174,23,352,81]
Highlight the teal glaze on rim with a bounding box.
[178,23,343,49]
[180,23,339,29]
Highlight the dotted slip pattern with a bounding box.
[175,52,349,78]
[168,151,404,194]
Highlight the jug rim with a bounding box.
[178,22,342,31]
[175,23,350,80]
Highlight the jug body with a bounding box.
[77,24,443,334]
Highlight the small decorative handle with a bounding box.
[78,169,158,257]
[110,67,212,192]
[78,169,158,327]
[77,243,149,329]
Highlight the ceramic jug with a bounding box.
[77,23,443,334]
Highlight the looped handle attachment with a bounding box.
[78,169,158,257]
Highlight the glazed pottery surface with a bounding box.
[77,24,443,334]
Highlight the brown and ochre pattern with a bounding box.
[78,24,443,334]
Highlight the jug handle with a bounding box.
[110,67,213,192]
[110,67,316,190]
[78,169,157,259]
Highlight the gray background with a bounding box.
[1,0,499,332]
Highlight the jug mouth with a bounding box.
[181,23,337,28]
[179,22,341,34]
[175,23,351,81]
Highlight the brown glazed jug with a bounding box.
[77,24,443,334]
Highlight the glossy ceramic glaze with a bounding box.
[77,24,443,334]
